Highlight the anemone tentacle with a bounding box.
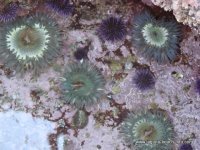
[60,61,105,108]
[0,14,62,75]
[121,110,174,150]
[132,11,181,64]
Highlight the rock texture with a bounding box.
[151,0,200,31]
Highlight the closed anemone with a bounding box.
[121,110,174,150]
[7,24,49,60]
[0,14,62,75]
[132,11,181,63]
[142,23,168,47]
[60,61,105,108]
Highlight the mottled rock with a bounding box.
[151,0,200,31]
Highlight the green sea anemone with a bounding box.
[0,13,62,75]
[60,61,105,108]
[121,110,174,150]
[132,11,181,64]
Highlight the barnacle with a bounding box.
[0,2,18,23]
[121,110,174,150]
[60,61,105,108]
[132,11,181,63]
[97,16,127,42]
[133,68,155,91]
[46,0,74,16]
[0,14,62,75]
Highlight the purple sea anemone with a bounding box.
[0,3,18,23]
[179,143,193,150]
[133,68,156,91]
[46,0,74,16]
[97,16,127,42]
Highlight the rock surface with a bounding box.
[151,0,200,31]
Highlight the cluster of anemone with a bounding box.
[133,68,156,91]
[0,2,18,23]
[121,110,174,150]
[60,61,105,108]
[46,0,74,16]
[0,13,62,75]
[97,16,127,42]
[132,11,181,64]
[0,3,192,149]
